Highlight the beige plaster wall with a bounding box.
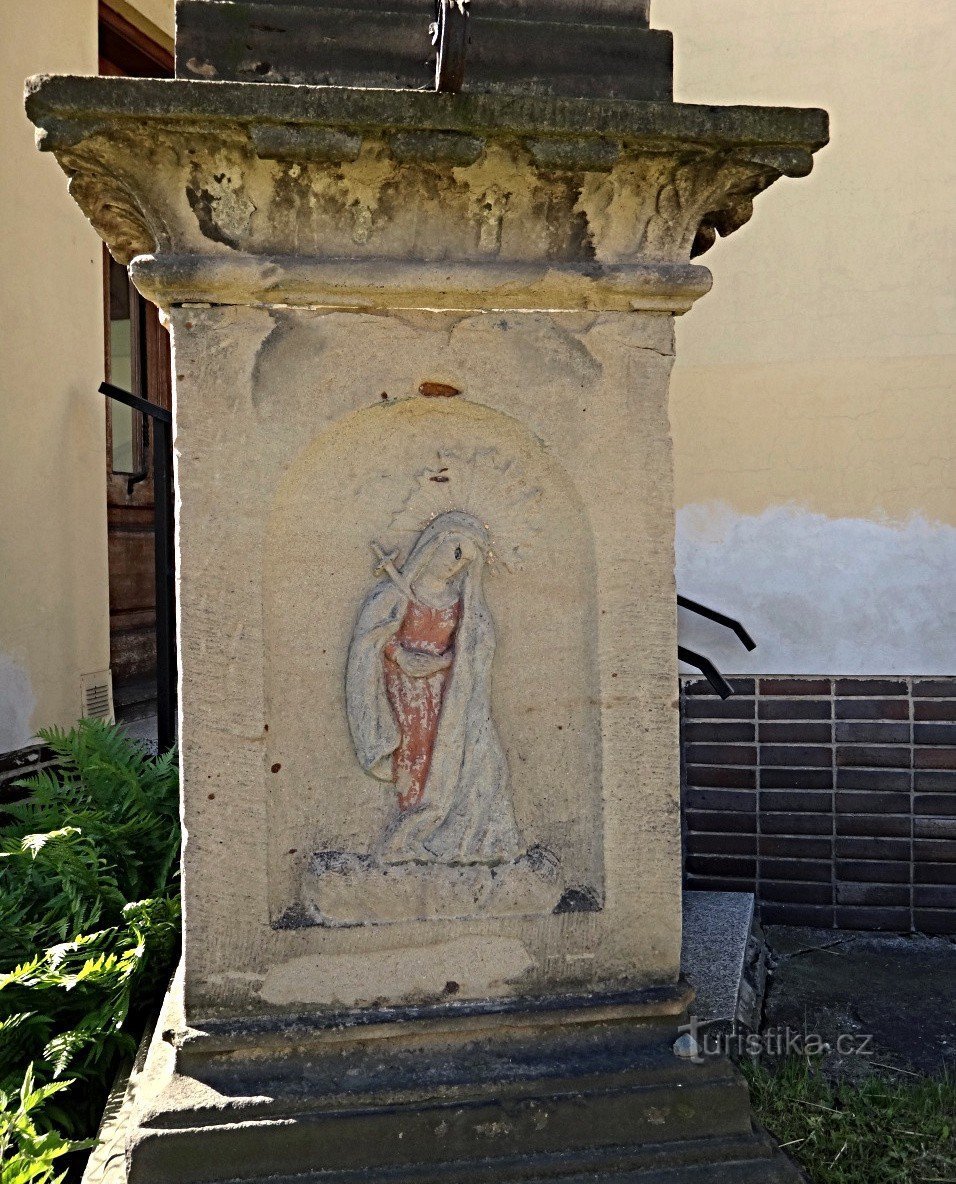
[0,0,173,752]
[655,0,956,674]
[0,1,110,751]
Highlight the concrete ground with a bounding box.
[114,678,158,753]
[119,712,158,751]
[761,925,956,1081]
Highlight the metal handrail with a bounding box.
[100,382,177,753]
[677,646,734,700]
[101,380,171,424]
[677,594,755,652]
[677,595,756,698]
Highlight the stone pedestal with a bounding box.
[27,61,825,1182]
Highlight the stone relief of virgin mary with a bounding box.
[301,449,567,927]
[347,509,520,865]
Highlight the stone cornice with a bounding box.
[25,76,828,312]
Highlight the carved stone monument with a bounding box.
[27,2,826,1179]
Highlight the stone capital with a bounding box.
[26,76,826,313]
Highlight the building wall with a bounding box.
[656,0,956,677]
[0,0,173,755]
[656,0,956,932]
[681,674,956,935]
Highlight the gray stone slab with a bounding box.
[25,74,828,155]
[682,890,758,1025]
[81,1023,154,1184]
[174,0,663,98]
[178,0,650,20]
[175,0,671,99]
[85,976,804,1183]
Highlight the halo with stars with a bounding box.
[388,448,542,572]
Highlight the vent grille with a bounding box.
[80,670,115,723]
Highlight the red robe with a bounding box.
[383,599,462,811]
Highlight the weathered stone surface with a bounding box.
[300,850,565,927]
[171,305,682,1017]
[95,974,805,1184]
[24,76,827,310]
[249,122,362,163]
[18,70,827,1023]
[26,74,826,144]
[29,49,824,1183]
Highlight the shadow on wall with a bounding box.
[0,655,36,753]
[676,503,956,677]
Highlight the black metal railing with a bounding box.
[101,382,177,753]
[676,595,755,698]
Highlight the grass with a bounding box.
[743,1056,956,1184]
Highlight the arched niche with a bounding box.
[263,395,602,923]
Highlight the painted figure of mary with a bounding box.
[346,511,523,865]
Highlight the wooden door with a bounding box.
[100,5,173,695]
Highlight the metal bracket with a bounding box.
[101,381,171,424]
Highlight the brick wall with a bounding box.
[681,676,956,933]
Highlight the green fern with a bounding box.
[0,1065,94,1183]
[0,721,181,1152]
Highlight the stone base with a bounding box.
[106,977,805,1183]
[299,850,568,927]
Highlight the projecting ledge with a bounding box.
[25,74,828,151]
[129,253,714,313]
[25,75,827,314]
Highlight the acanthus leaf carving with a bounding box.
[579,148,783,264]
[56,140,166,266]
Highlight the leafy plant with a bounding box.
[743,1056,956,1184]
[0,1066,93,1184]
[0,721,180,1153]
